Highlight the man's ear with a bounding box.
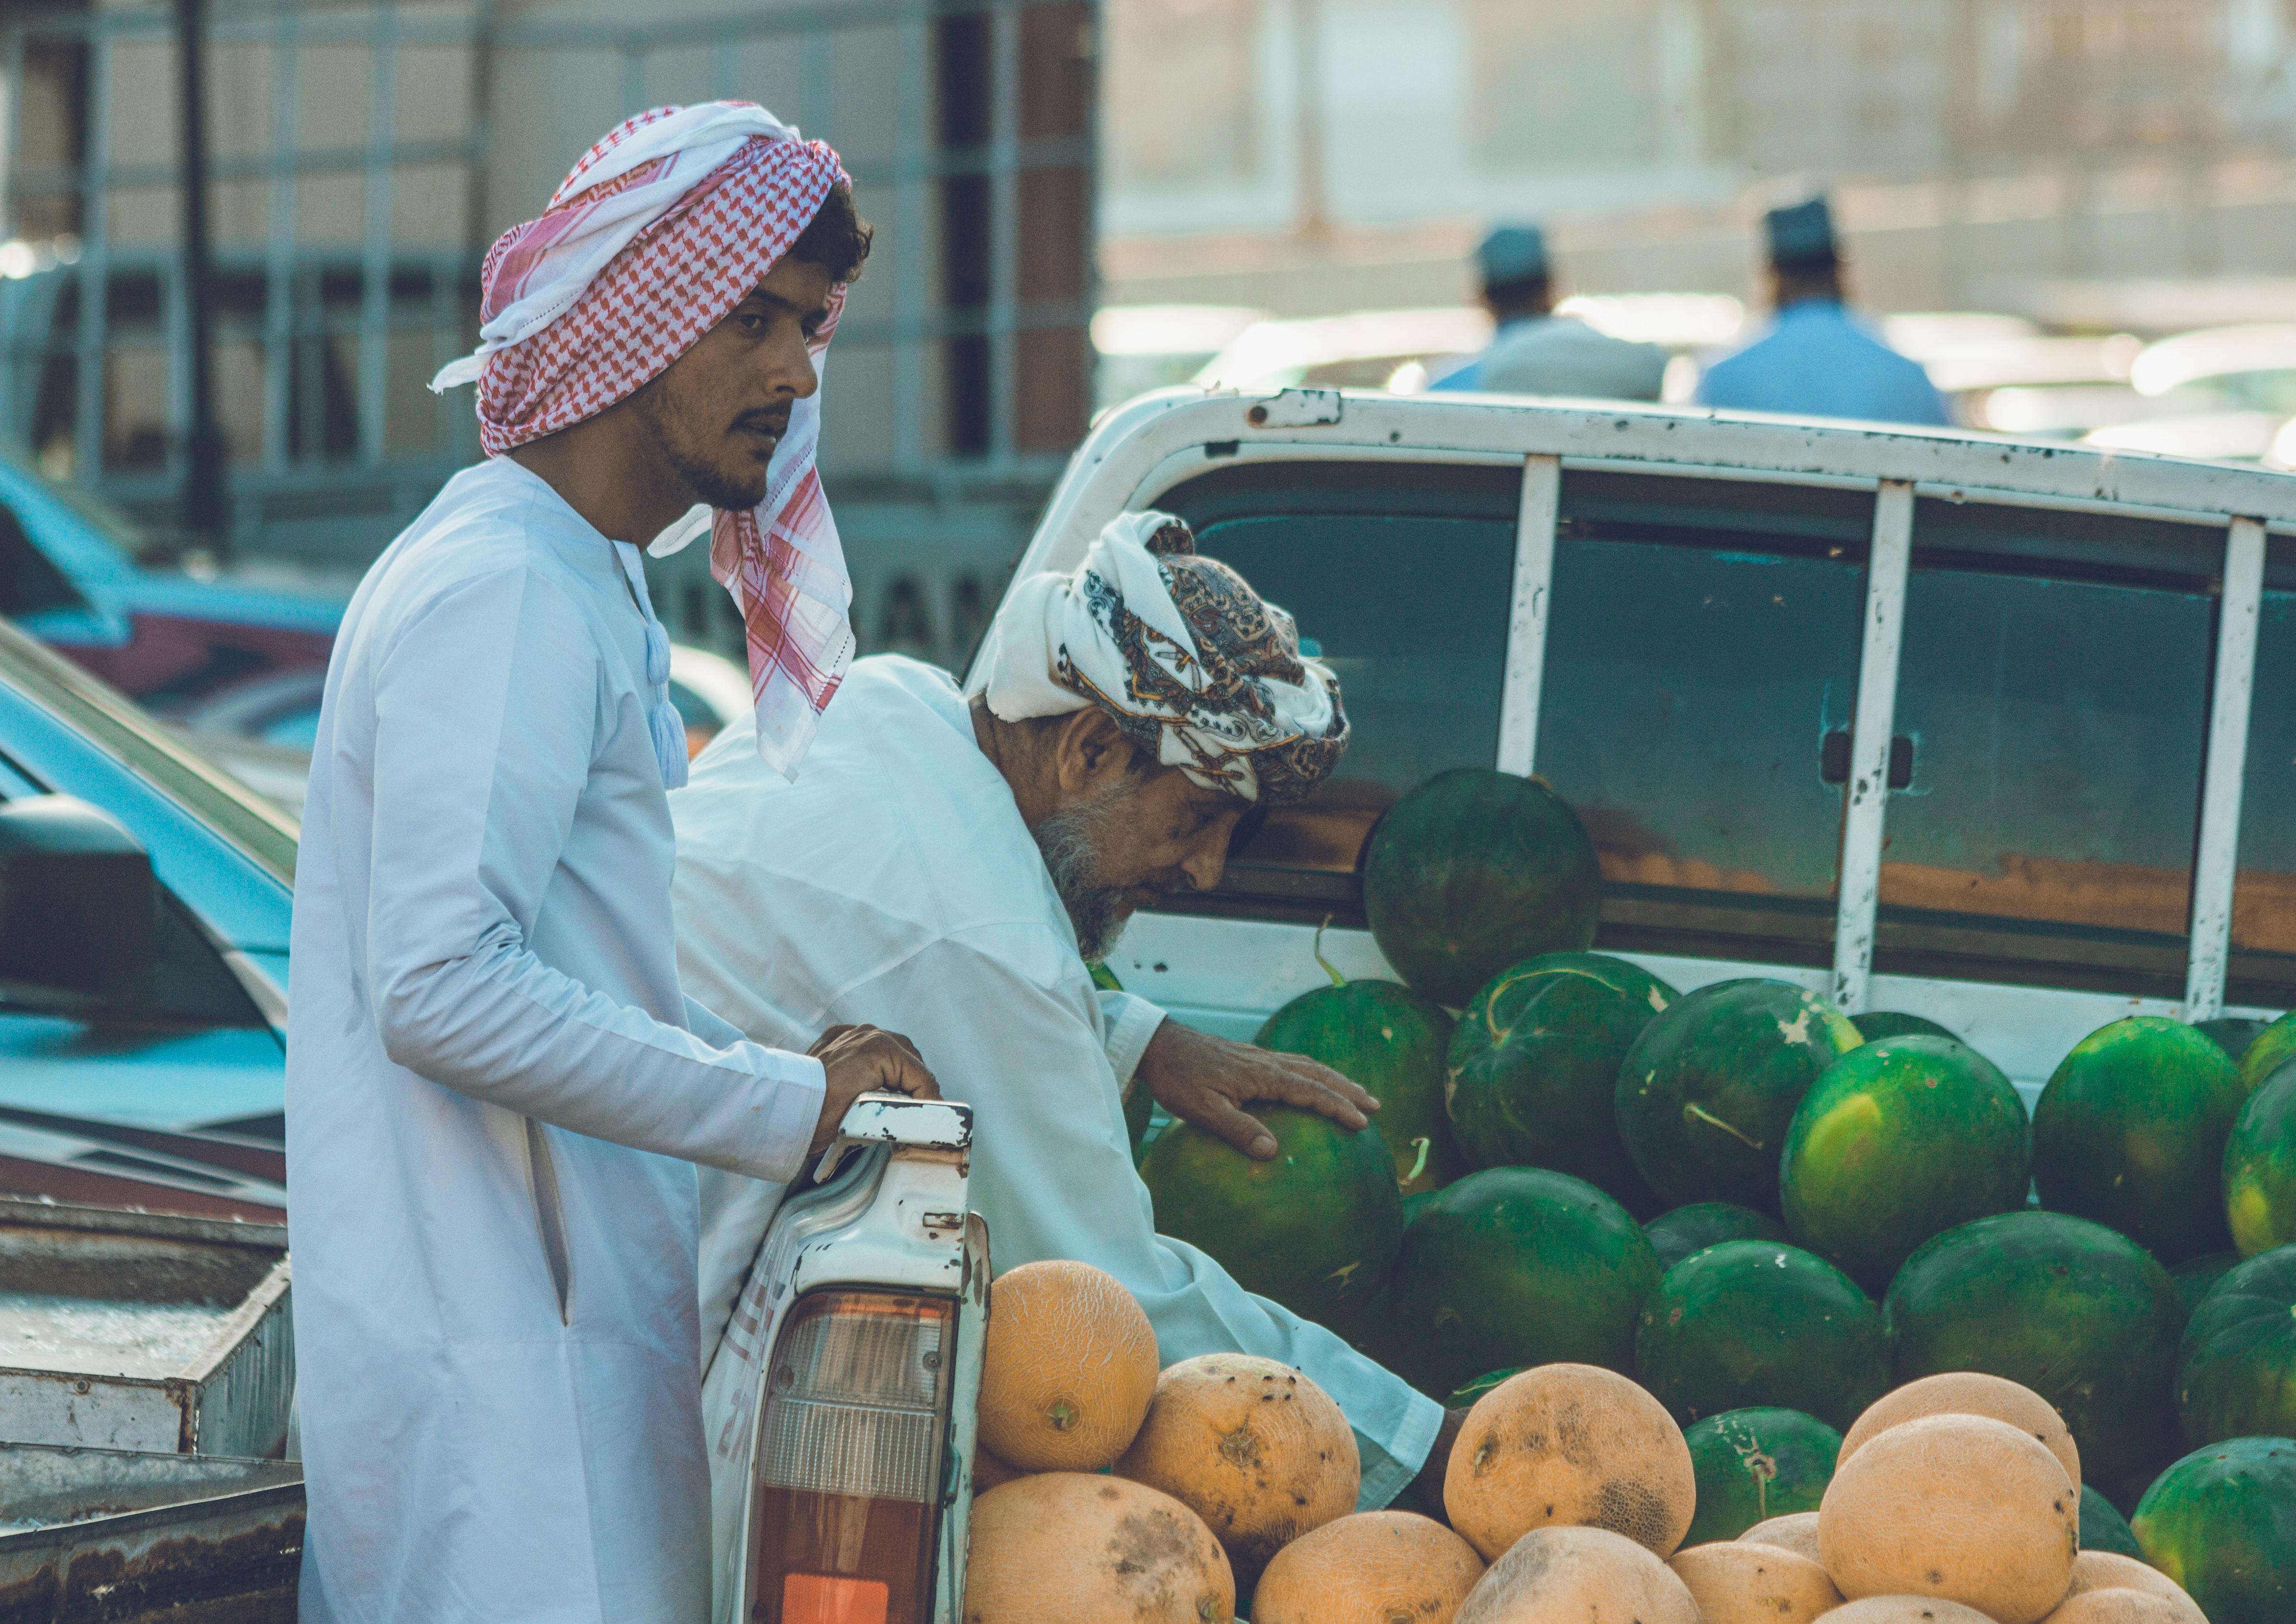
[1052,706,1133,794]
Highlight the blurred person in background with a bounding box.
[1696,195,1951,426]
[1431,224,1668,400]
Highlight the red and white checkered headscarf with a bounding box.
[431,101,857,782]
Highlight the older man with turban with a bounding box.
[672,512,1455,1601]
[286,103,940,1624]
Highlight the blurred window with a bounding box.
[1536,473,1871,967]
[0,500,86,619]
[1150,460,1520,923]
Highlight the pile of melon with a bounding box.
[1123,767,2295,1623]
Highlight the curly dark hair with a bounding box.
[786,181,873,285]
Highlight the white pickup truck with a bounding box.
[713,388,2296,1622]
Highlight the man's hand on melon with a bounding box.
[808,1024,943,1156]
[1135,1019,1377,1161]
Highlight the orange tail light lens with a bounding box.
[745,1290,954,1624]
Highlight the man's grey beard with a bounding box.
[1031,782,1135,962]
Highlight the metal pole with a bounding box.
[1831,479,1915,1014]
[2183,516,2268,1020]
[175,0,226,556]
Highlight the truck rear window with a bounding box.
[2233,566,2296,1005]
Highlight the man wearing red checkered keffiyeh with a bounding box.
[286,103,938,1624]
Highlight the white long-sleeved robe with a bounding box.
[668,655,1443,1592]
[286,456,827,1624]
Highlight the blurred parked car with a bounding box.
[0,449,344,714]
[0,613,290,1220]
[1092,303,1266,414]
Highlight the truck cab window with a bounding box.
[2233,557,2296,1006]
[1151,460,1519,923]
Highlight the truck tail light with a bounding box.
[744,1290,955,1624]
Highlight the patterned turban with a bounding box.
[970,512,1349,805]
[431,101,856,781]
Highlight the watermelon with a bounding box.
[1361,769,1600,1008]
[1616,979,1863,1213]
[2132,1436,2296,1624]
[1385,1166,1660,1397]
[1257,978,1460,1195]
[2175,1244,2296,1448]
[1851,1010,1959,1043]
[2224,1065,2296,1259]
[1123,1081,1154,1165]
[2033,1015,2248,1263]
[1447,1368,1523,1410]
[1885,1211,2184,1483]
[1642,1202,1788,1273]
[1634,1239,1890,1432]
[2173,1252,2242,1320]
[1444,951,1675,1211]
[2198,1015,2273,1066]
[1780,1035,2031,1290]
[1140,1105,1400,1327]
[2082,1483,2145,1558]
[1681,1407,1843,1545]
[2237,1010,2296,1093]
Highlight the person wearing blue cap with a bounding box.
[1694,195,1951,426]
[1431,224,1668,400]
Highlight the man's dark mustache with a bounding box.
[736,409,791,437]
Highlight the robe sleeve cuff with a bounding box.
[739,1049,828,1184]
[1353,1389,1446,1512]
[1096,991,1166,1085]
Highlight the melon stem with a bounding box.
[1312,916,1346,988]
[1406,1136,1431,1185]
[1684,1102,1764,1150]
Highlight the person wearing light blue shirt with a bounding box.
[1696,196,1952,427]
[1432,225,1668,401]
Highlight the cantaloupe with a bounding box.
[1819,1602,1999,1624]
[978,1259,1158,1471]
[1820,1412,2079,1624]
[962,1472,1234,1624]
[1249,1511,1485,1624]
[1443,1362,1696,1562]
[2061,1552,2206,1624]
[1665,1540,1841,1623]
[1451,1525,1700,1624]
[1114,1353,1359,1590]
[1738,1510,1822,1562]
[1839,1371,2081,1488]
[971,1447,1023,1493]
[2038,1594,2207,1624]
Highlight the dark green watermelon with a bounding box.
[1635,1238,1890,1431]
[2133,1436,2296,1624]
[1851,1010,1959,1043]
[1386,1166,1660,1397]
[2198,1016,2273,1066]
[2225,1065,2296,1259]
[2237,1011,2296,1093]
[2176,1244,2296,1448]
[1681,1407,1843,1545]
[1781,1035,2031,1290]
[1616,979,1862,1213]
[1361,769,1600,1008]
[2174,1252,2242,1320]
[1444,951,1676,1211]
[1257,979,1460,1195]
[1885,1210,2184,1483]
[1123,1080,1154,1165]
[1642,1202,1789,1273]
[1447,1368,1523,1411]
[2082,1483,2145,1558]
[1140,1105,1400,1327]
[2034,1016,2249,1263]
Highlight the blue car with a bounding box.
[0,612,287,1219]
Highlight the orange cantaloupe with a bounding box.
[1114,1353,1360,1591]
[1737,1510,1823,1563]
[977,1259,1158,1472]
[2059,1551,2206,1624]
[1819,1602,2000,1624]
[1665,1540,1841,1623]
[2038,1593,2207,1624]
[1443,1363,1696,1562]
[962,1472,1234,1624]
[1839,1371,2081,1489]
[971,1447,1023,1493]
[1451,1525,1700,1624]
[1249,1511,1485,1624]
[1820,1412,2079,1624]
